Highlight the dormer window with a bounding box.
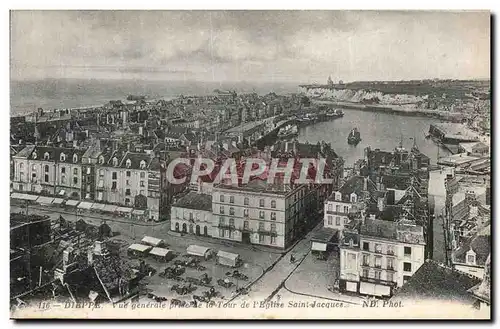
[60,153,66,162]
[126,159,132,168]
[44,152,50,160]
[140,160,146,169]
[98,155,104,164]
[351,193,357,203]
[335,192,342,201]
[32,152,37,160]
[466,249,476,266]
[73,154,78,163]
[112,157,118,166]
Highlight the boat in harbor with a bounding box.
[326,109,344,119]
[277,124,299,139]
[348,128,362,145]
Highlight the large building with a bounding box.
[170,191,212,236]
[339,218,426,298]
[212,179,318,249]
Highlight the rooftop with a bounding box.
[172,191,212,212]
[391,259,481,304]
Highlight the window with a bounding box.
[327,216,333,225]
[375,244,382,253]
[73,168,78,175]
[467,255,476,264]
[336,193,341,201]
[259,222,265,231]
[61,176,66,184]
[271,200,276,208]
[112,172,117,180]
[86,167,91,174]
[387,258,394,270]
[44,152,50,160]
[375,256,382,268]
[230,196,234,204]
[344,206,349,213]
[229,207,235,215]
[32,164,36,171]
[126,180,130,186]
[387,245,394,255]
[61,167,66,174]
[97,192,103,201]
[60,153,66,162]
[19,184,23,191]
[73,154,78,163]
[44,174,49,183]
[387,272,394,282]
[19,163,24,170]
[140,160,146,169]
[259,199,265,207]
[140,181,145,187]
[219,217,225,225]
[112,157,118,166]
[126,189,131,196]
[403,262,412,272]
[229,218,234,227]
[271,212,276,220]
[44,165,49,172]
[259,211,265,219]
[259,234,264,243]
[363,242,369,251]
[336,217,340,226]
[126,159,131,168]
[362,269,369,278]
[189,213,194,220]
[111,182,117,190]
[243,209,249,217]
[271,223,276,232]
[220,195,225,202]
[219,229,224,237]
[403,275,412,284]
[336,205,340,212]
[244,197,249,205]
[351,194,356,203]
[140,172,145,179]
[271,236,276,245]
[220,206,224,214]
[374,270,381,280]
[126,171,131,177]
[404,246,412,256]
[99,169,104,177]
[362,254,369,266]
[328,204,332,211]
[73,177,78,184]
[244,221,249,229]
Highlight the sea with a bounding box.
[11,78,449,165]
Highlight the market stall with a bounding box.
[186,245,213,260]
[141,236,164,247]
[127,244,152,258]
[216,250,241,267]
[149,247,173,262]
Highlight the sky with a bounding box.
[10,10,490,83]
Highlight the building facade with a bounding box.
[170,191,212,236]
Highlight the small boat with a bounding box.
[348,128,362,145]
[326,109,344,119]
[277,124,299,139]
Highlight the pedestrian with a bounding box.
[290,254,295,263]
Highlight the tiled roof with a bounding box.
[172,191,212,211]
[454,231,491,266]
[118,151,153,170]
[26,146,87,163]
[391,259,481,304]
[360,219,398,240]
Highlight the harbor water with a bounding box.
[297,108,452,166]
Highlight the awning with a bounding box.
[78,202,94,209]
[65,200,80,207]
[217,250,239,261]
[52,198,64,204]
[58,190,66,196]
[91,203,105,210]
[149,247,172,257]
[102,204,118,212]
[24,194,39,201]
[11,193,23,200]
[359,282,390,297]
[116,207,133,213]
[37,196,54,204]
[141,236,163,247]
[128,243,152,253]
[186,245,211,257]
[132,209,145,216]
[312,242,327,252]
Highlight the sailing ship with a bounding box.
[277,124,299,139]
[348,128,362,145]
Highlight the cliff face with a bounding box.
[301,87,427,106]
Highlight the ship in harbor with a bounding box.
[348,128,362,145]
[326,109,344,118]
[277,124,299,139]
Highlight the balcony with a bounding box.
[386,266,395,272]
[360,275,397,287]
[326,210,348,216]
[257,228,277,237]
[386,250,395,256]
[218,224,236,230]
[241,226,252,233]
